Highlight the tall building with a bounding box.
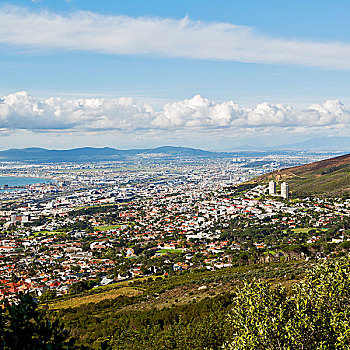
[281,182,289,199]
[269,180,276,195]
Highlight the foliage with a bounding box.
[6,258,350,349]
[230,183,256,195]
[0,293,76,350]
[225,256,350,349]
[56,293,233,350]
[48,261,307,349]
[39,289,58,303]
[321,163,349,175]
[69,279,100,295]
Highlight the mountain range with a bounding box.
[0,136,349,162]
[275,136,350,151]
[0,146,299,162]
[0,146,214,162]
[232,137,350,151]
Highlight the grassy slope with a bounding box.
[47,260,310,348]
[249,153,350,196]
[48,287,142,310]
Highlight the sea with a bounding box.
[0,176,50,192]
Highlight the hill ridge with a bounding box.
[250,153,350,196]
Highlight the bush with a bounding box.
[0,293,75,349]
[225,257,350,349]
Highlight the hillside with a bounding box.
[249,153,350,196]
[28,257,350,349]
[44,261,308,349]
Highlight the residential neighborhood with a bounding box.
[1,152,349,301]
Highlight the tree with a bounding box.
[224,257,350,349]
[39,289,57,303]
[0,293,76,349]
[69,279,98,295]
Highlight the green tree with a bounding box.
[39,289,57,303]
[0,293,76,349]
[225,257,350,349]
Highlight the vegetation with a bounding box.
[249,153,350,196]
[94,225,121,232]
[0,294,74,349]
[225,256,350,349]
[4,256,350,349]
[50,287,142,310]
[22,257,341,348]
[156,248,183,254]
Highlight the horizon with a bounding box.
[1,140,350,153]
[2,3,350,347]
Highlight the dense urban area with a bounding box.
[0,150,348,300]
[1,149,350,349]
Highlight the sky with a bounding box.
[1,0,350,150]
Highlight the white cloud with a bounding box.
[1,92,350,136]
[1,6,350,69]
[152,95,243,128]
[0,91,154,131]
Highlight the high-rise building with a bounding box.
[281,182,289,199]
[269,180,276,195]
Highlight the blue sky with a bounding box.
[0,0,350,149]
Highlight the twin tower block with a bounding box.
[269,180,289,199]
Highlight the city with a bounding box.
[1,0,350,348]
[1,150,349,302]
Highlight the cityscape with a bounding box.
[1,0,350,349]
[0,149,348,301]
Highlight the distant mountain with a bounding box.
[0,145,339,163]
[148,146,212,156]
[276,137,350,151]
[249,153,350,196]
[227,137,350,152]
[0,146,215,162]
[0,147,122,162]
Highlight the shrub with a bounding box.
[224,257,350,349]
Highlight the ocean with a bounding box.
[0,176,50,189]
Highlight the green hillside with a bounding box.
[249,153,350,196]
[45,260,309,349]
[4,257,350,349]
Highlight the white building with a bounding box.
[269,181,276,195]
[281,182,289,199]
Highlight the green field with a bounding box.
[283,228,329,234]
[74,203,116,210]
[292,228,314,233]
[156,248,183,254]
[30,231,61,237]
[94,225,121,231]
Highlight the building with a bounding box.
[22,215,30,223]
[281,182,289,199]
[269,181,276,195]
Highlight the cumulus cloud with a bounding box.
[1,6,350,69]
[0,91,154,131]
[153,96,350,130]
[152,95,245,128]
[1,92,350,136]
